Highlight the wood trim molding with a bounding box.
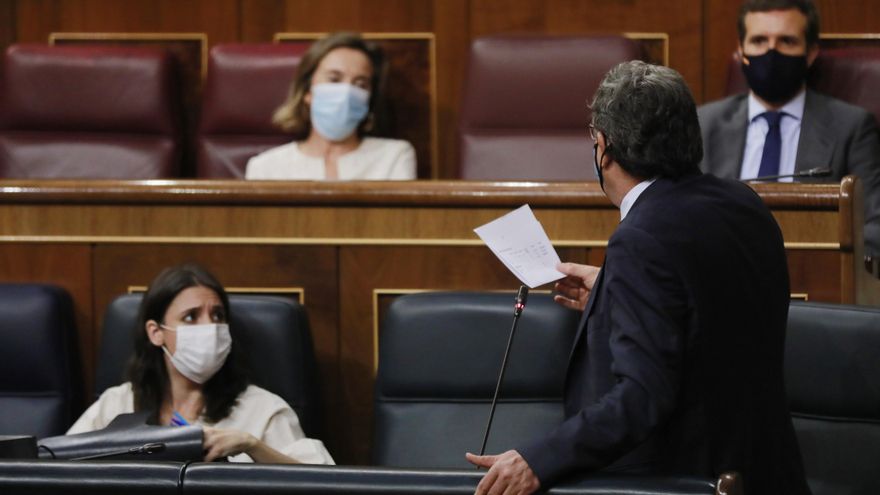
[0,180,843,209]
[624,32,670,66]
[128,286,305,303]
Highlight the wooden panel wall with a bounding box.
[12,0,240,44]
[0,1,14,51]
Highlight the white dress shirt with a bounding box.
[740,90,806,181]
[620,178,657,221]
[245,137,416,180]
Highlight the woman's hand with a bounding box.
[553,262,601,311]
[203,426,302,463]
[202,426,258,461]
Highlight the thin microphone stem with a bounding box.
[478,288,527,458]
[744,167,831,181]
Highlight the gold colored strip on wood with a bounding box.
[820,33,880,40]
[0,235,840,250]
[782,242,840,250]
[128,285,305,304]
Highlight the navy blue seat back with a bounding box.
[786,302,880,495]
[0,284,82,438]
[0,460,184,494]
[373,291,580,468]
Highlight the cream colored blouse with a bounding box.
[245,137,416,180]
[67,383,334,464]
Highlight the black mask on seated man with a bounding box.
[741,49,809,105]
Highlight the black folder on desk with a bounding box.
[38,412,204,461]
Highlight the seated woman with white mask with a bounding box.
[245,32,416,180]
[67,263,334,464]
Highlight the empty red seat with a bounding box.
[457,35,643,180]
[196,44,308,178]
[0,44,183,178]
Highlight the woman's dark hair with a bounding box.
[126,263,248,423]
[272,32,387,140]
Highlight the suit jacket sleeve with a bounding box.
[845,110,880,256]
[519,225,689,486]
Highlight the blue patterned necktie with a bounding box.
[758,111,784,179]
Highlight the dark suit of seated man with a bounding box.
[466,61,811,495]
[698,0,880,256]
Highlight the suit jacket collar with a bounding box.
[621,176,680,224]
[795,90,835,173]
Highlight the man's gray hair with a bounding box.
[590,61,703,179]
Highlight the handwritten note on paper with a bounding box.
[474,204,565,288]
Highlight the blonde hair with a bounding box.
[272,32,386,140]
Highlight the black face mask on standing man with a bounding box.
[593,143,606,193]
[741,48,809,105]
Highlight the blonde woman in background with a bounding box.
[246,32,416,180]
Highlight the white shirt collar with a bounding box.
[747,88,806,122]
[620,178,657,221]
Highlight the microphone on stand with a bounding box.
[70,442,166,461]
[477,285,529,459]
[742,166,832,182]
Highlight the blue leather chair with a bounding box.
[786,302,880,495]
[373,291,581,468]
[0,284,82,438]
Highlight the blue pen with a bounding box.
[170,411,189,426]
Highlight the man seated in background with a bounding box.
[698,0,880,257]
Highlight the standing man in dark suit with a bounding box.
[698,0,880,256]
[466,61,810,495]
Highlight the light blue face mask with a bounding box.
[309,82,370,141]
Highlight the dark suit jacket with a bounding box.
[697,89,880,255]
[519,173,810,495]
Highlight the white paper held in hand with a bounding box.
[473,204,565,288]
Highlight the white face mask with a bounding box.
[310,82,370,141]
[160,323,232,384]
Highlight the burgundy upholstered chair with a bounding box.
[725,47,880,124]
[0,44,182,178]
[457,35,643,181]
[196,44,308,178]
